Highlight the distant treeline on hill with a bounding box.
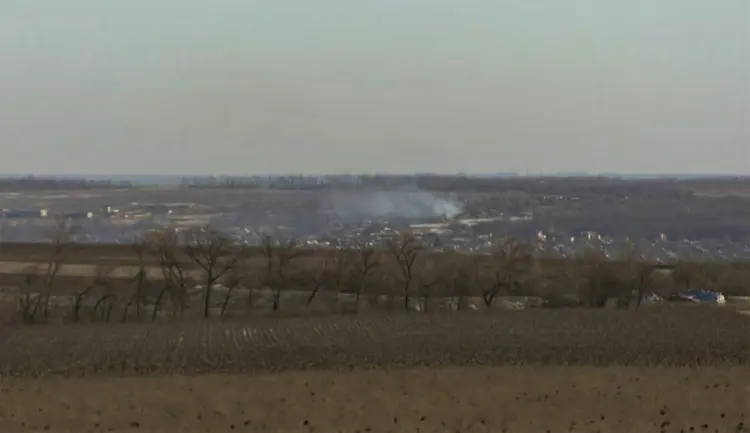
[0,176,132,191]
[1,173,748,192]
[178,174,702,193]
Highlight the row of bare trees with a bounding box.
[16,218,76,322]
[6,222,749,324]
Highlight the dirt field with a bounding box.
[1,309,747,377]
[0,242,166,265]
[1,308,749,432]
[1,366,747,433]
[689,182,750,198]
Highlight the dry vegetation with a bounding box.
[2,367,748,433]
[3,224,750,325]
[0,223,747,376]
[0,308,748,378]
[1,224,749,432]
[0,309,747,432]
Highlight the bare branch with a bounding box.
[387,232,424,311]
[40,217,76,319]
[182,226,246,318]
[122,237,149,321]
[261,235,301,311]
[143,227,188,320]
[304,256,338,307]
[348,247,381,313]
[482,238,534,307]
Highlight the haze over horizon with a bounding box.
[1,1,748,176]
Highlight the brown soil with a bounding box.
[1,309,748,377]
[1,366,747,433]
[2,308,748,432]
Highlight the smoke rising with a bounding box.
[328,186,463,221]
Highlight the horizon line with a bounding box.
[1,171,749,181]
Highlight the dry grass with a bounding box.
[3,240,750,316]
[690,183,750,198]
[0,366,747,432]
[1,302,748,432]
[1,308,748,377]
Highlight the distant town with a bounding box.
[1,174,749,263]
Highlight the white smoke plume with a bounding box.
[327,185,463,221]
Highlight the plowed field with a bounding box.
[1,308,748,377]
[2,308,749,432]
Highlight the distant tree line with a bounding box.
[6,224,750,325]
[0,176,131,191]
[179,174,696,196]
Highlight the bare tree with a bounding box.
[537,266,580,308]
[16,219,76,322]
[72,263,116,323]
[647,267,679,300]
[261,235,300,311]
[17,266,42,323]
[474,259,498,309]
[332,248,349,295]
[219,263,243,317]
[617,240,650,308]
[260,235,276,309]
[450,261,473,311]
[184,226,245,318]
[578,246,616,308]
[348,247,381,313]
[122,238,149,321]
[303,255,337,307]
[41,218,75,319]
[93,291,118,322]
[388,233,423,311]
[416,257,444,313]
[144,228,189,321]
[482,238,534,307]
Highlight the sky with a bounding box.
[1,1,748,176]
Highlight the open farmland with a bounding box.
[2,180,750,432]
[1,309,748,377]
[2,367,747,433]
[1,309,749,432]
[1,242,749,432]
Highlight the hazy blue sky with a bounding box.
[1,1,748,175]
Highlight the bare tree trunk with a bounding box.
[247,287,254,310]
[348,248,379,314]
[183,226,245,319]
[634,270,648,309]
[72,285,94,323]
[482,283,500,308]
[261,235,300,313]
[306,288,319,307]
[42,218,74,319]
[355,281,364,313]
[305,258,335,307]
[388,233,422,313]
[272,288,281,311]
[94,294,117,321]
[203,271,213,318]
[122,269,146,322]
[306,281,327,307]
[105,302,116,322]
[18,270,40,323]
[152,284,169,322]
[220,285,235,317]
[403,280,410,311]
